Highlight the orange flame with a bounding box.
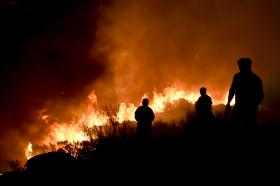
[117,103,137,123]
[50,123,88,143]
[39,93,109,146]
[115,85,229,123]
[25,85,231,159]
[25,142,33,160]
[150,87,199,112]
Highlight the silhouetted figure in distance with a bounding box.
[195,87,214,123]
[226,58,264,127]
[135,98,155,139]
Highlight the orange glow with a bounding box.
[38,109,51,124]
[88,90,98,105]
[25,142,33,160]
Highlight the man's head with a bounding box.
[200,87,207,96]
[238,58,252,74]
[142,98,149,106]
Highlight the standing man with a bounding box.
[135,98,155,139]
[226,58,264,126]
[195,87,214,123]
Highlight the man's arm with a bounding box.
[149,108,155,122]
[258,78,264,105]
[227,75,237,105]
[151,110,155,121]
[227,89,234,105]
[135,108,140,122]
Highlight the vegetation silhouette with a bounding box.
[1,108,279,181]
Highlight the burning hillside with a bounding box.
[24,85,229,160]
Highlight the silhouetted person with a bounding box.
[195,87,214,123]
[226,58,264,127]
[135,98,155,139]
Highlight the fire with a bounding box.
[50,123,88,143]
[115,86,228,123]
[150,87,199,112]
[79,110,109,127]
[25,142,33,160]
[38,109,51,123]
[25,85,231,159]
[115,86,200,122]
[88,90,98,105]
[40,95,109,146]
[117,103,137,123]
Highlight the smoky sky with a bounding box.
[92,0,280,109]
[1,0,280,169]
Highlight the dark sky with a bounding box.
[0,0,110,131]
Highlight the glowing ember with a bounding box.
[25,142,33,160]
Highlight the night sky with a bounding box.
[1,0,280,168]
[0,0,109,130]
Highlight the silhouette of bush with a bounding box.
[2,104,280,180]
[7,160,24,172]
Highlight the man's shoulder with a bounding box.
[197,96,203,101]
[147,106,154,112]
[233,73,241,79]
[251,72,262,81]
[206,95,212,100]
[136,106,143,111]
[137,106,152,111]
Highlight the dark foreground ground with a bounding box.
[1,121,280,183]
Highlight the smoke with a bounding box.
[91,0,280,110]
